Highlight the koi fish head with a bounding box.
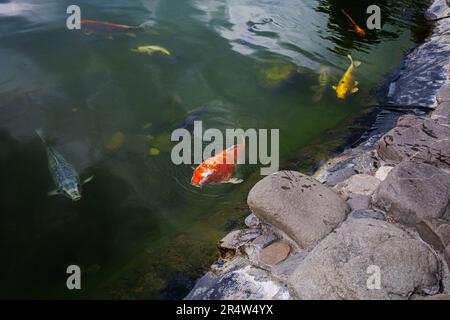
[355,27,366,37]
[191,166,217,188]
[62,181,82,201]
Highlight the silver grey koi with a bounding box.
[36,129,93,201]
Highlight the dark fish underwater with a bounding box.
[36,130,93,201]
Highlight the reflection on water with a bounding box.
[0,0,429,298]
[316,0,430,54]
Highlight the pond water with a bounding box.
[0,0,429,298]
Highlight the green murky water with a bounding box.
[0,0,429,298]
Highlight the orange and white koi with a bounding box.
[191,144,245,188]
[341,9,366,37]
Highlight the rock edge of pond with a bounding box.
[185,0,450,300]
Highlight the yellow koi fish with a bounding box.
[131,45,171,56]
[333,54,361,100]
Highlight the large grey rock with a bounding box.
[380,30,449,108]
[432,102,450,126]
[244,213,260,229]
[437,83,450,103]
[351,209,385,221]
[353,151,380,175]
[272,251,309,280]
[416,219,450,252]
[425,0,450,20]
[218,230,242,251]
[347,195,371,211]
[373,161,450,226]
[247,171,349,248]
[218,229,261,252]
[375,166,394,181]
[376,115,450,171]
[185,258,290,300]
[314,151,379,185]
[445,245,450,268]
[325,166,357,187]
[334,174,381,200]
[288,218,440,300]
[423,0,449,38]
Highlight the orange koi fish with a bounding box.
[81,20,144,37]
[341,9,366,37]
[191,144,245,188]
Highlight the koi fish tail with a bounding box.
[341,9,358,27]
[347,54,361,68]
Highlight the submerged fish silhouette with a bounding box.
[311,66,331,102]
[36,130,93,201]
